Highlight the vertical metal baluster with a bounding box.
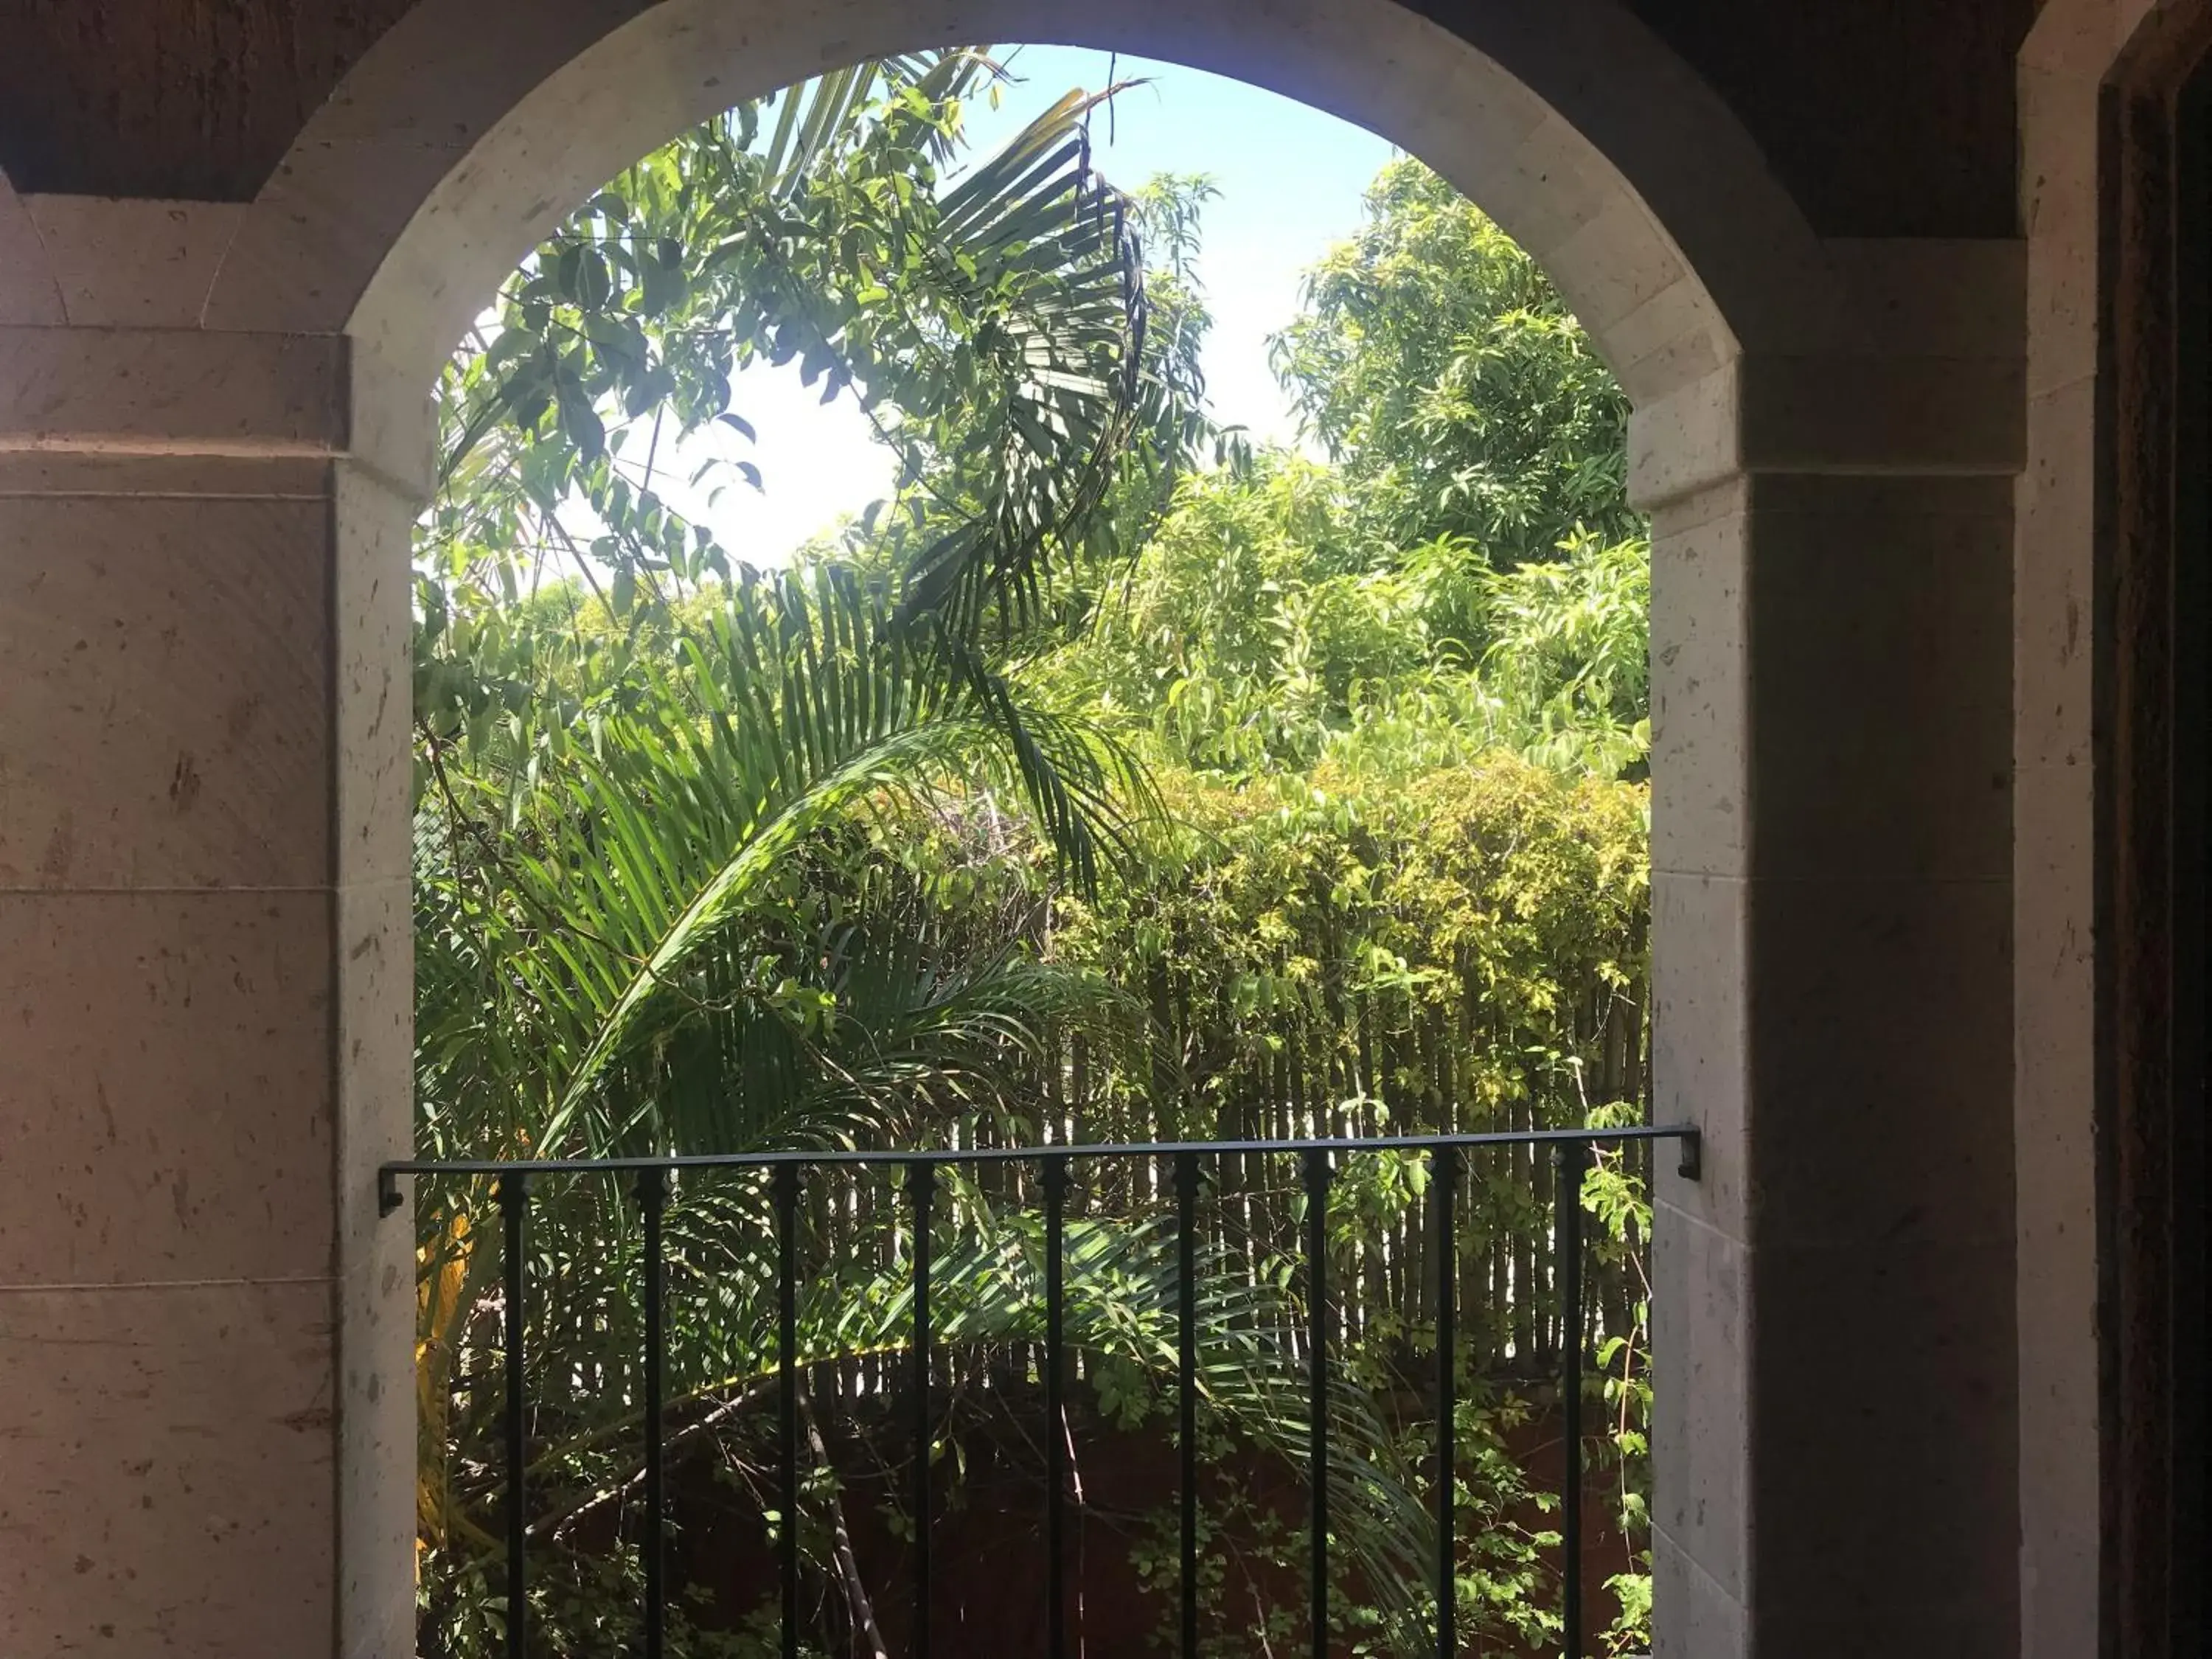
[1304,1147,1333,1659]
[1175,1150,1201,1659]
[1555,1141,1589,1659]
[775,1164,801,1659]
[638,1169,668,1659]
[908,1161,937,1659]
[1433,1146,1458,1659]
[498,1174,532,1659]
[1043,1153,1070,1659]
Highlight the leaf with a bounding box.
[557,392,605,464]
[574,249,613,309]
[622,364,678,418]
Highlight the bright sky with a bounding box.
[655,46,1397,566]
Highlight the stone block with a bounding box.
[335,470,418,888]
[1651,872,1750,1238]
[0,326,346,454]
[335,876,416,1271]
[0,181,65,326]
[338,1233,417,1659]
[2020,65,2101,399]
[0,451,333,499]
[2011,754,2099,1659]
[22,198,246,329]
[1738,354,2027,479]
[1744,875,2014,1247]
[1825,237,2026,360]
[2016,378,2096,771]
[1540,190,1691,349]
[1652,1526,1749,1659]
[1652,1203,1751,1601]
[1750,1239,2018,1649]
[1743,474,2014,883]
[0,1279,337,1658]
[0,891,336,1288]
[0,494,334,891]
[1606,274,1733,408]
[1650,506,1749,879]
[1629,361,1739,511]
[207,139,471,339]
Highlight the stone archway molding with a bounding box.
[196,0,1846,423]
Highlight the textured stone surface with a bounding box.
[1651,1204,1751,1598]
[1745,474,2014,883]
[335,876,417,1659]
[0,891,337,1288]
[22,196,245,327]
[0,326,347,454]
[335,467,417,886]
[0,494,333,890]
[2016,377,2098,770]
[1746,878,2016,1244]
[0,177,66,325]
[2010,10,2114,1658]
[0,1279,338,1658]
[0,335,407,1658]
[1649,873,1748,1229]
[1644,459,2020,1655]
[1652,1528,1750,1659]
[1649,499,1749,880]
[1753,1239,2020,1615]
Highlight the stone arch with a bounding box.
[184,9,2028,1658]
[0,4,2034,1655]
[198,0,1847,424]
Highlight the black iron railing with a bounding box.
[382,1124,1698,1659]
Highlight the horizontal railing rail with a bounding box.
[383,1123,1698,1659]
[380,1124,1701,1201]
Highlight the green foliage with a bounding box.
[425,52,1184,644]
[1043,454,1649,779]
[1272,157,1636,566]
[1054,756,1648,1141]
[411,69,1660,1659]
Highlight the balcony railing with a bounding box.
[382,1124,1697,1659]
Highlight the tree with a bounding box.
[1272,157,1637,568]
[1044,155,1655,782]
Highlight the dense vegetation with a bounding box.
[411,51,1652,1658]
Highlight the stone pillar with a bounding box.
[0,271,420,1654]
[1642,244,2023,1657]
[2013,10,2108,1655]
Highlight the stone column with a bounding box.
[2013,10,2107,1655]
[0,259,420,1655]
[1642,243,2024,1657]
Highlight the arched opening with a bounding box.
[397,50,1673,1653]
[201,0,1837,406]
[0,4,2030,1656]
[293,13,1794,1646]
